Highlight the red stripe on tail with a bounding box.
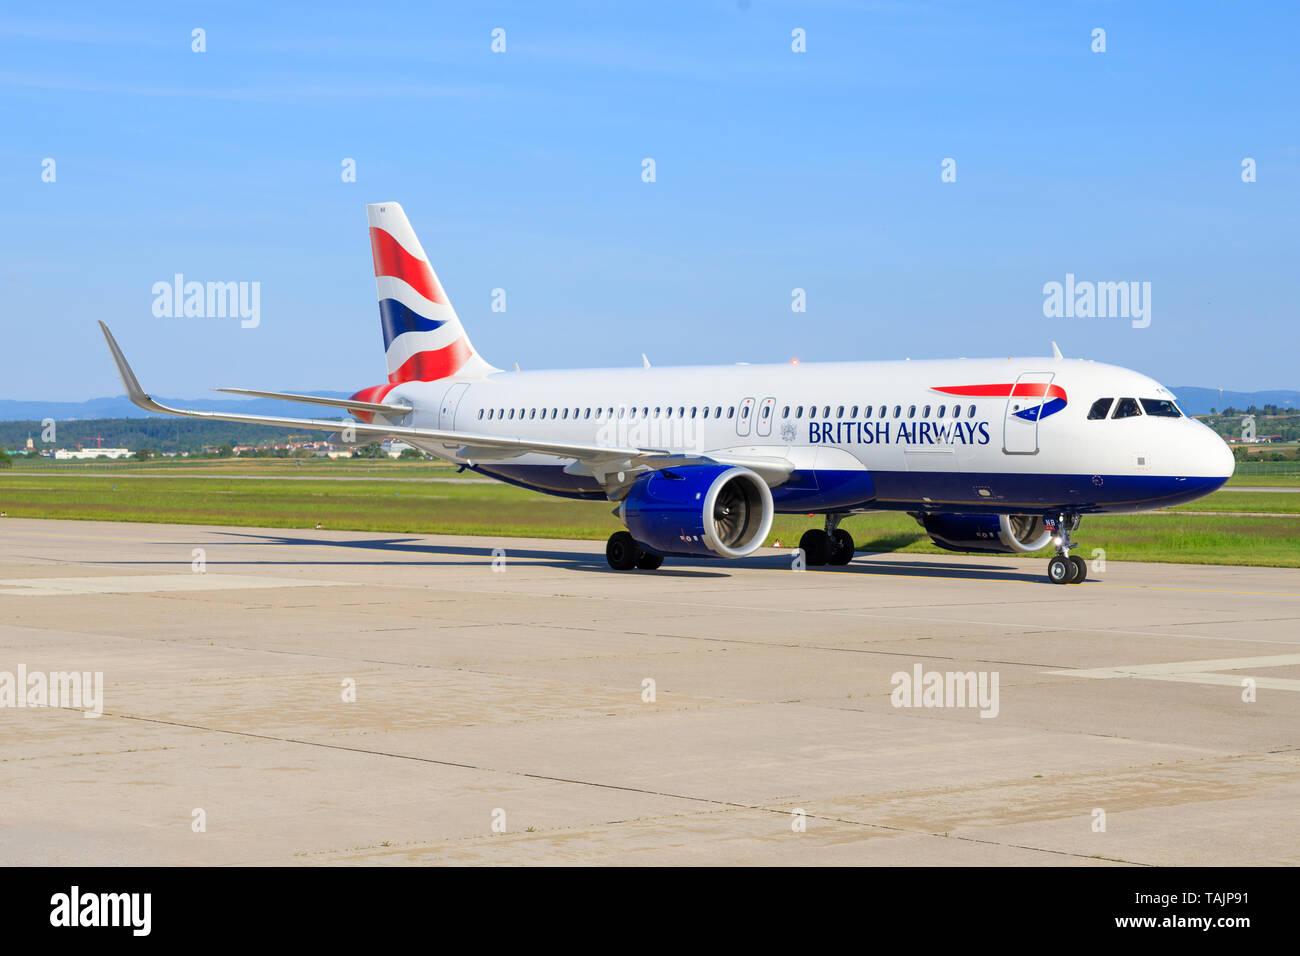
[346,383,399,423]
[369,227,443,304]
[388,339,472,383]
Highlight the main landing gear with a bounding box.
[606,530,664,571]
[798,513,855,567]
[1044,513,1087,585]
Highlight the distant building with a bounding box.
[53,447,131,460]
[381,440,415,459]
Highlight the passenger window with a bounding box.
[1088,398,1113,420]
[951,405,960,419]
[741,405,749,418]
[823,406,830,418]
[937,405,945,418]
[727,406,735,419]
[864,405,872,417]
[714,407,722,418]
[967,404,975,418]
[836,405,844,418]
[795,406,804,419]
[782,405,790,418]
[702,407,709,419]
[922,404,930,417]
[809,406,817,420]
[1112,398,1142,419]
[1141,398,1181,418]
[478,409,484,420]
[907,405,916,418]
[850,405,858,417]
[893,405,901,418]
[761,406,769,419]
[693,407,699,418]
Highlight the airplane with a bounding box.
[99,202,1235,585]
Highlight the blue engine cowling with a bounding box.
[621,465,774,558]
[918,513,1052,554]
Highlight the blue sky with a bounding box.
[3,0,1296,400]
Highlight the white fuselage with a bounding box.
[376,356,1233,516]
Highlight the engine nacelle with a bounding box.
[918,513,1053,555]
[621,465,774,558]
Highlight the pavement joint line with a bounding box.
[46,705,1152,866]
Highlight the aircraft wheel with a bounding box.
[606,531,639,571]
[1047,555,1073,585]
[828,529,855,565]
[1069,555,1087,583]
[799,529,830,566]
[635,551,664,570]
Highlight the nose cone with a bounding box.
[1204,427,1236,480]
[1188,420,1235,488]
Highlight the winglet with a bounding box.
[1051,341,1063,360]
[98,321,168,414]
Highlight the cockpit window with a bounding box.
[1111,397,1142,419]
[1141,398,1181,418]
[1087,398,1113,420]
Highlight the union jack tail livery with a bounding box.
[367,202,495,384]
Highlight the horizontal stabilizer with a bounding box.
[215,387,412,415]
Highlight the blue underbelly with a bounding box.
[470,465,1228,514]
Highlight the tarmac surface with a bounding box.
[1,517,1298,866]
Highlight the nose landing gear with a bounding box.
[798,513,855,566]
[1044,513,1087,584]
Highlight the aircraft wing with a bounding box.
[99,322,794,494]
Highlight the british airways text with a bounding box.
[808,420,991,445]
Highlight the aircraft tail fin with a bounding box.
[366,202,495,383]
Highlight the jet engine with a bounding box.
[621,465,774,558]
[917,513,1053,555]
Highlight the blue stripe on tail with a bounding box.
[379,298,446,349]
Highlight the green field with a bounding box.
[2,467,1297,568]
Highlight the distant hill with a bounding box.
[1169,388,1300,415]
[0,392,354,422]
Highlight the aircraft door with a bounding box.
[1002,372,1054,455]
[440,382,471,430]
[755,397,775,437]
[736,397,755,437]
